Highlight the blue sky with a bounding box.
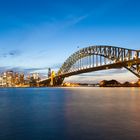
[0,0,140,82]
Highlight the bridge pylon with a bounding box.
[50,71,55,86]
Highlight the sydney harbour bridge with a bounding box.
[39,45,140,86]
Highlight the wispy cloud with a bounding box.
[0,66,10,72]
[78,68,128,77]
[0,50,21,58]
[64,68,138,83]
[66,14,89,27]
[0,66,43,73]
[0,61,62,74]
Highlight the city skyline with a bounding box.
[0,0,140,82]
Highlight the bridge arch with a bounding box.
[58,45,140,78]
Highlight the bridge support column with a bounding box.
[53,77,64,86]
[50,71,55,86]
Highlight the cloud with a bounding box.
[0,66,42,73]
[78,68,128,77]
[44,14,89,35]
[66,15,89,27]
[0,66,10,72]
[64,68,135,83]
[0,61,63,74]
[0,50,21,58]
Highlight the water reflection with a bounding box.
[0,87,140,140]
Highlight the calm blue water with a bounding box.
[0,87,140,140]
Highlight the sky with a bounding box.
[0,0,140,83]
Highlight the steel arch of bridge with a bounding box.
[58,45,140,78]
[39,45,140,86]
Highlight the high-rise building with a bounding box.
[48,68,51,78]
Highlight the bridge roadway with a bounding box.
[39,45,140,86]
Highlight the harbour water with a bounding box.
[0,87,140,140]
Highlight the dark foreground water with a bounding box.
[0,87,140,140]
